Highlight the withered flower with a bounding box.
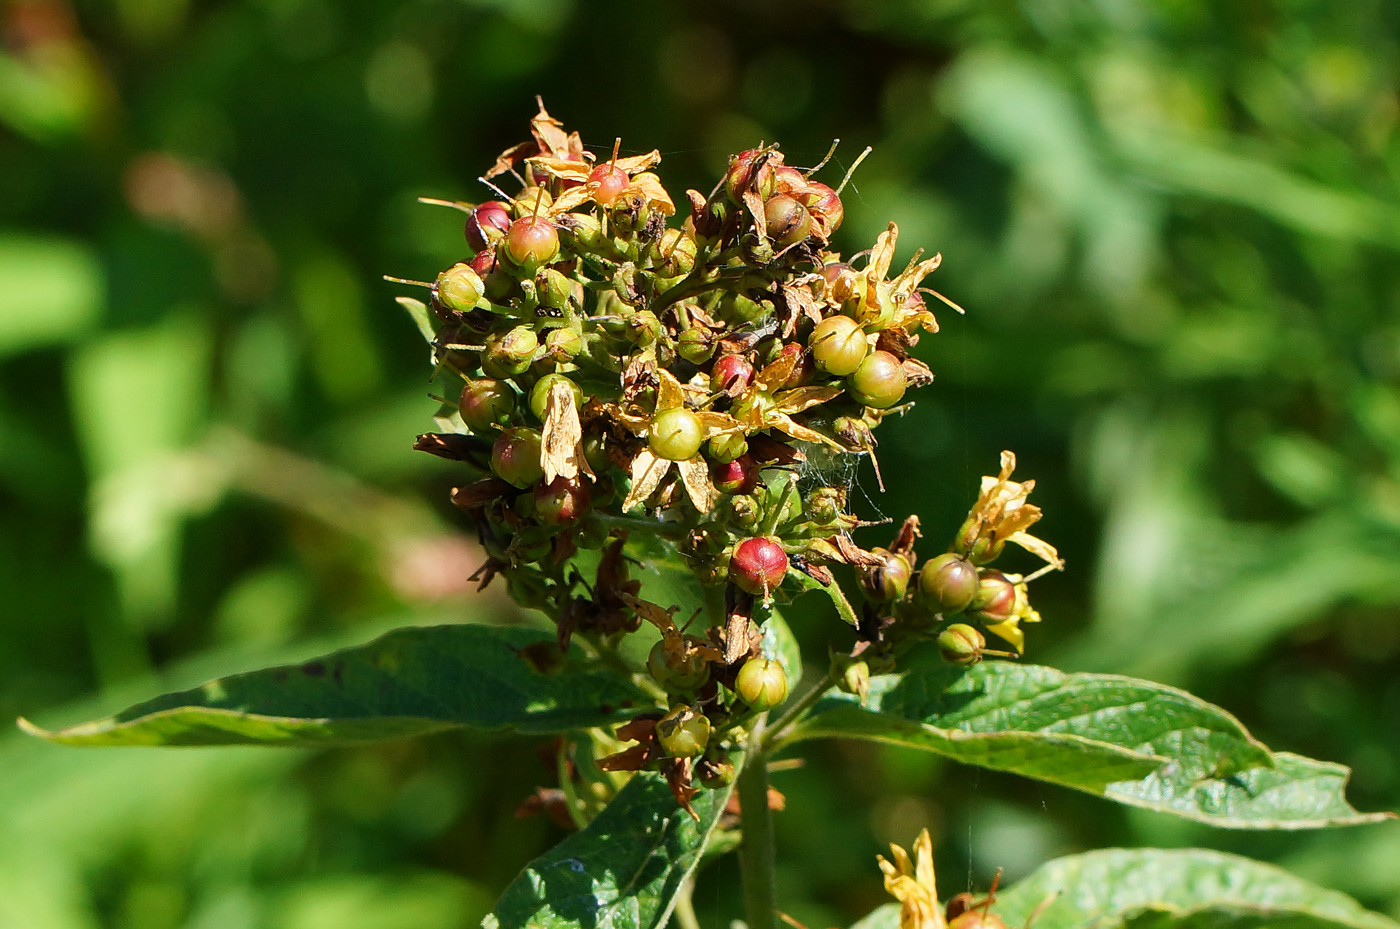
[958,451,1063,570]
[878,828,946,929]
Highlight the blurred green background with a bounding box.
[4,0,1400,926]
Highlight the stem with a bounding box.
[738,716,778,929]
[763,666,840,751]
[586,513,687,538]
[674,878,701,929]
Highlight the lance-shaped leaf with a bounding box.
[21,625,649,747]
[793,652,1390,828]
[484,770,734,929]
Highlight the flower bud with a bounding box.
[862,548,912,602]
[502,215,560,276]
[528,372,583,421]
[713,454,759,495]
[938,623,985,666]
[729,537,788,596]
[725,494,760,529]
[545,326,582,361]
[711,354,755,394]
[677,326,716,364]
[435,263,485,314]
[465,201,512,252]
[969,569,1017,623]
[839,658,871,701]
[734,657,789,710]
[919,553,979,614]
[809,314,869,376]
[627,310,662,347]
[650,408,704,461]
[656,705,711,758]
[538,267,577,311]
[647,640,709,690]
[806,486,847,524]
[707,432,749,464]
[491,427,545,488]
[556,211,604,251]
[697,757,736,790]
[534,474,590,525]
[847,350,907,409]
[764,194,813,248]
[653,229,697,278]
[484,326,540,376]
[458,379,516,432]
[588,163,629,206]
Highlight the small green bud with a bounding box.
[544,326,582,361]
[696,757,736,790]
[435,263,485,314]
[938,623,985,666]
[458,379,516,432]
[707,431,748,464]
[677,326,716,364]
[839,659,870,701]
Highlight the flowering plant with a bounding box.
[23,104,1393,929]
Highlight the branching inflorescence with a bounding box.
[394,100,1063,814]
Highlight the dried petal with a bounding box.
[541,379,591,483]
[622,448,672,512]
[629,172,676,215]
[676,455,718,513]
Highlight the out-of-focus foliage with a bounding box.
[2,0,1397,927]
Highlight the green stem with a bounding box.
[587,513,687,538]
[738,716,778,929]
[674,878,701,929]
[763,666,839,751]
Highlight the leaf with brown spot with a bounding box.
[622,448,672,512]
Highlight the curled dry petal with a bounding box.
[622,448,672,512]
[676,455,717,513]
[877,828,945,929]
[541,379,592,483]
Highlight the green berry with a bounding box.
[734,657,789,710]
[650,408,704,461]
[919,553,979,613]
[529,372,583,421]
[810,315,868,376]
[458,379,516,432]
[656,705,711,758]
[847,350,907,409]
[491,427,544,488]
[435,263,485,313]
[938,624,985,666]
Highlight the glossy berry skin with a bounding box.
[809,315,868,376]
[458,379,516,432]
[464,201,511,252]
[764,194,813,248]
[707,432,748,464]
[919,552,979,613]
[847,350,907,409]
[502,216,560,275]
[588,163,629,206]
[710,354,754,394]
[491,427,545,488]
[435,263,485,314]
[528,372,582,422]
[729,537,788,596]
[865,548,912,602]
[534,475,590,525]
[656,706,711,758]
[647,640,709,690]
[800,181,844,234]
[969,569,1017,623]
[713,454,759,494]
[734,657,789,709]
[649,408,705,461]
[724,149,777,202]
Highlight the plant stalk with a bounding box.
[738,716,778,929]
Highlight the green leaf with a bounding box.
[20,624,649,747]
[484,770,733,929]
[992,848,1400,929]
[0,234,103,357]
[795,652,1390,828]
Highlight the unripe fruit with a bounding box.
[627,310,662,347]
[435,263,485,314]
[491,427,544,487]
[485,326,540,376]
[809,315,869,376]
[656,705,711,758]
[511,187,553,217]
[806,487,846,524]
[649,408,704,461]
[654,229,697,278]
[764,194,813,248]
[713,454,759,495]
[735,657,789,709]
[863,548,912,602]
[588,163,629,206]
[938,623,986,666]
[800,181,844,234]
[465,200,511,252]
[545,326,582,361]
[677,326,716,364]
[840,659,871,699]
[948,913,1009,929]
[919,553,979,613]
[534,475,590,525]
[502,216,559,275]
[697,757,736,789]
[847,350,907,409]
[969,569,1017,623]
[711,354,755,394]
[725,494,760,528]
[854,280,895,331]
[458,379,516,431]
[773,165,806,195]
[707,432,749,464]
[724,149,777,202]
[528,372,583,421]
[729,537,788,596]
[647,640,709,690]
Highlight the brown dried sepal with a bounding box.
[451,478,515,512]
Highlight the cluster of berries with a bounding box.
[398,102,1060,809]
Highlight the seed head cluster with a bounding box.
[396,102,1062,810]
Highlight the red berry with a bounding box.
[503,216,559,275]
[847,350,907,409]
[712,454,759,495]
[710,354,754,393]
[458,379,516,431]
[464,201,511,252]
[919,553,979,613]
[800,181,844,235]
[588,163,629,206]
[729,537,788,596]
[491,427,544,487]
[969,570,1017,623]
[724,149,778,202]
[534,475,590,525]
